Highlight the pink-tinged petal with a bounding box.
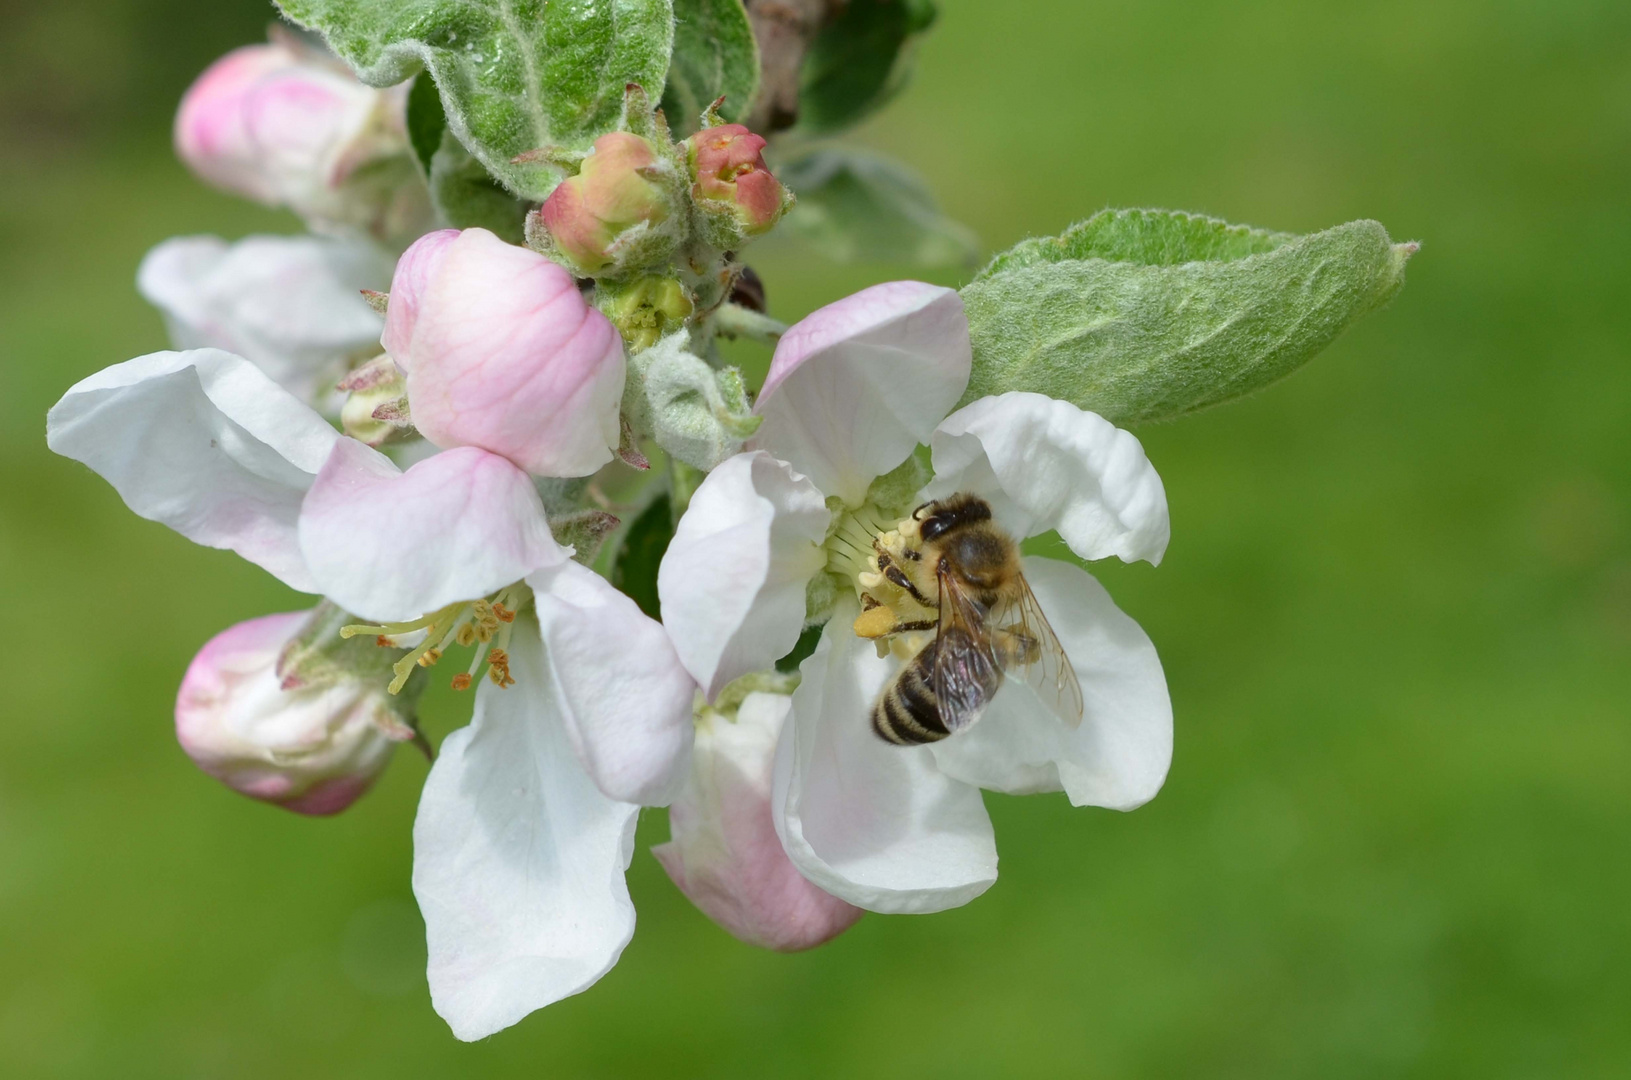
[174,45,293,204]
[773,607,998,913]
[658,452,831,699]
[175,42,377,207]
[380,228,458,361]
[387,228,625,478]
[529,560,696,806]
[46,349,340,592]
[929,392,1170,564]
[137,234,391,405]
[414,616,638,1041]
[176,611,399,814]
[929,558,1172,809]
[655,692,863,951]
[750,282,970,505]
[298,441,567,623]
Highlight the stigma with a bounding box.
[340,584,529,694]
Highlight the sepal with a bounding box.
[623,331,761,471]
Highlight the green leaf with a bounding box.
[611,494,674,619]
[797,0,936,134]
[959,210,1417,425]
[776,146,978,267]
[660,0,758,137]
[427,128,528,243]
[275,0,676,200]
[405,72,447,178]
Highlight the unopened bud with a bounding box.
[174,37,433,247]
[175,610,419,815]
[685,124,793,248]
[539,132,681,276]
[654,692,862,951]
[338,355,413,446]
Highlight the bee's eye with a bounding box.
[919,515,951,541]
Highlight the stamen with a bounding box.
[341,587,532,696]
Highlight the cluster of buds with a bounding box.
[524,90,793,338]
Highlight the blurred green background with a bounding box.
[3,0,1629,1075]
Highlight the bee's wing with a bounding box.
[931,563,1002,734]
[994,575,1085,729]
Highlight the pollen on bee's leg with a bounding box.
[853,603,901,639]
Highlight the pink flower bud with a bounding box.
[540,132,676,275]
[382,228,625,478]
[686,124,791,240]
[175,612,402,815]
[174,41,431,245]
[654,693,863,951]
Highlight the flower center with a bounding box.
[824,505,939,660]
[339,584,530,694]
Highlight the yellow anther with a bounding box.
[858,571,884,590]
[417,648,442,668]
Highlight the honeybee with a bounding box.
[859,494,1084,745]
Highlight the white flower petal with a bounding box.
[530,560,696,806]
[929,392,1170,564]
[137,234,390,404]
[929,557,1172,809]
[773,606,997,913]
[46,349,339,592]
[298,441,567,622]
[413,617,638,1041]
[658,452,830,699]
[750,282,970,506]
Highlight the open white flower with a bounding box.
[138,233,392,407]
[658,282,1173,914]
[48,345,696,1038]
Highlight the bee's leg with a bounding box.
[884,564,935,608]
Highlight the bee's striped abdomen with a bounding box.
[871,640,951,745]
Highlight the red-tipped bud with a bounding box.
[540,132,676,275]
[685,124,792,244]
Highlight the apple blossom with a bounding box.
[48,346,699,1036]
[176,610,409,814]
[655,689,863,951]
[174,37,433,246]
[382,228,626,478]
[138,233,391,407]
[657,282,1173,914]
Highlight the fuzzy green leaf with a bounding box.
[275,0,675,200]
[797,0,936,134]
[959,210,1417,424]
[777,146,978,267]
[660,0,758,137]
